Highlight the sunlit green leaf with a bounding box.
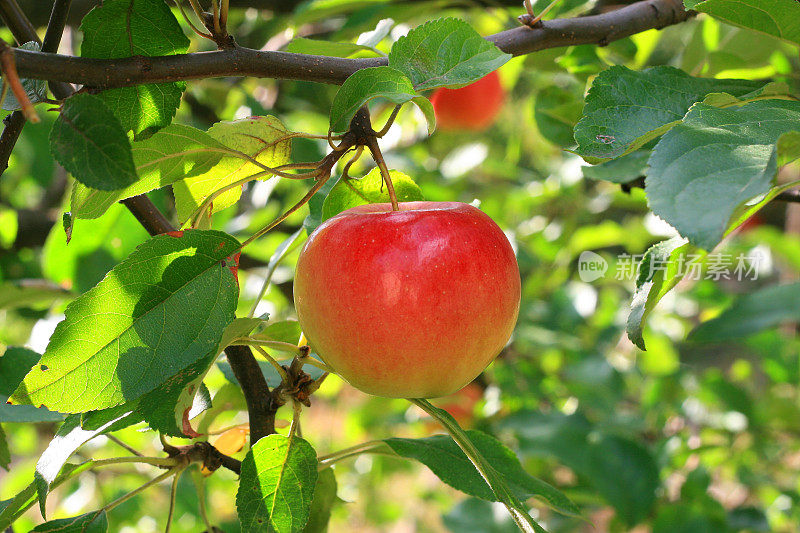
[174,116,292,223]
[685,0,800,46]
[329,66,435,134]
[71,124,228,219]
[10,230,240,413]
[388,17,511,91]
[237,434,318,533]
[80,0,190,134]
[322,167,424,220]
[573,66,764,162]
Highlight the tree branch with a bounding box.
[0,0,74,98]
[120,195,175,235]
[0,111,25,176]
[225,345,276,442]
[0,0,37,45]
[12,0,692,88]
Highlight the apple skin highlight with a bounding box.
[294,201,521,398]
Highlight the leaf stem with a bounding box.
[105,435,144,457]
[317,440,387,466]
[253,345,290,383]
[99,468,180,514]
[164,466,185,533]
[236,338,303,355]
[91,456,181,469]
[191,468,214,531]
[365,135,399,211]
[247,228,304,318]
[240,171,333,248]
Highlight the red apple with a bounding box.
[293,201,520,398]
[430,71,505,131]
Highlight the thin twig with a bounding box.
[253,345,290,383]
[164,467,185,533]
[106,434,144,457]
[0,111,24,177]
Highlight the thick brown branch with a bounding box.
[0,110,25,176]
[225,344,276,442]
[13,0,692,88]
[0,0,74,99]
[120,195,175,235]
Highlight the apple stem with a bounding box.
[365,135,400,211]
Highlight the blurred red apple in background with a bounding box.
[294,201,520,398]
[430,71,505,131]
[432,382,484,428]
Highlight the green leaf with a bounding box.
[385,430,580,518]
[236,434,319,533]
[690,282,800,343]
[303,177,337,234]
[582,150,649,184]
[627,237,693,350]
[220,317,269,350]
[257,320,303,345]
[35,414,127,517]
[302,468,337,533]
[79,360,214,437]
[174,116,292,223]
[10,230,240,413]
[44,202,150,294]
[80,0,190,134]
[0,404,65,424]
[685,0,800,46]
[0,346,40,400]
[387,17,511,91]
[410,400,553,532]
[1,42,46,111]
[71,124,228,219]
[132,355,214,436]
[31,511,107,532]
[50,93,138,191]
[286,38,378,57]
[0,348,63,424]
[533,85,584,148]
[646,100,800,250]
[582,435,660,526]
[573,66,764,162]
[329,66,435,134]
[322,167,424,220]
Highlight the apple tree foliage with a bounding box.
[1,0,799,531]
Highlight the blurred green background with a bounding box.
[1,1,800,531]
